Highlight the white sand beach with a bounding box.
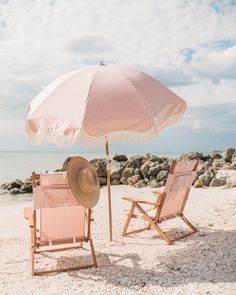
[0,184,236,295]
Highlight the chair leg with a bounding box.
[180,215,197,232]
[31,248,35,276]
[158,215,197,244]
[122,203,135,236]
[89,239,97,268]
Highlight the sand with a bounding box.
[0,184,236,295]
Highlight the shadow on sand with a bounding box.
[59,227,236,289]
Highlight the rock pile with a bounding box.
[1,148,236,195]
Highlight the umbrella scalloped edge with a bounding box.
[25,101,186,148]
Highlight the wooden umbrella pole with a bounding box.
[105,140,113,241]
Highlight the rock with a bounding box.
[158,180,166,187]
[134,168,141,176]
[210,177,226,187]
[140,161,152,178]
[61,157,72,171]
[7,179,23,190]
[222,148,235,162]
[120,177,128,185]
[90,159,107,177]
[110,160,125,180]
[148,165,161,176]
[111,179,120,185]
[112,154,128,162]
[228,162,236,170]
[10,188,22,194]
[156,170,168,182]
[232,152,236,163]
[21,183,32,193]
[212,159,224,170]
[222,162,236,170]
[159,163,170,171]
[127,175,141,186]
[211,152,222,160]
[99,177,107,186]
[199,171,215,186]
[225,181,236,188]
[122,167,134,179]
[194,179,204,188]
[126,155,144,169]
[133,180,147,188]
[180,152,204,161]
[149,179,162,188]
[1,183,8,189]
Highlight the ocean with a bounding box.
[0,151,180,184]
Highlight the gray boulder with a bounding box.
[10,188,22,194]
[199,171,215,186]
[110,160,126,180]
[133,180,147,188]
[225,181,236,188]
[90,158,107,177]
[149,179,162,188]
[61,157,72,171]
[222,148,235,162]
[7,179,23,190]
[126,155,144,169]
[134,168,141,176]
[111,179,120,185]
[122,167,134,179]
[112,154,128,162]
[99,177,107,186]
[21,183,32,193]
[212,159,224,170]
[211,152,222,160]
[210,177,226,187]
[140,161,152,178]
[156,170,168,182]
[148,165,161,176]
[231,152,236,163]
[194,179,204,188]
[222,162,236,170]
[127,175,141,186]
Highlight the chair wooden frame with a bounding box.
[122,160,198,245]
[24,172,97,276]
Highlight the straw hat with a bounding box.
[67,156,100,209]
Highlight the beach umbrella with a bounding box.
[25,63,186,241]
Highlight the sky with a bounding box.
[0,0,236,154]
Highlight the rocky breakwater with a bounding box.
[1,148,236,195]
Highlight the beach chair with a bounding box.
[24,172,97,275]
[122,160,198,245]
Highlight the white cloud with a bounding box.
[0,0,236,150]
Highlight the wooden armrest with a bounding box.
[152,190,164,196]
[24,207,35,227]
[122,196,156,205]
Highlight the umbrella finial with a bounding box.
[99,60,106,66]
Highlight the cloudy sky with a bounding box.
[0,0,236,153]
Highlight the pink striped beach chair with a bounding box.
[122,160,198,245]
[24,172,97,275]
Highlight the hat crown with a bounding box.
[67,156,100,209]
[78,167,98,194]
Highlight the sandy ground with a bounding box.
[0,184,236,295]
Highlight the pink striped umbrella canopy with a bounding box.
[25,64,186,147]
[25,63,187,241]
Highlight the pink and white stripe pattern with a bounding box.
[25,64,186,148]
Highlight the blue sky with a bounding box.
[0,0,236,153]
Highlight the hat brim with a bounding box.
[67,156,100,209]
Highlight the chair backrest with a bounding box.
[32,172,87,245]
[158,160,198,221]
